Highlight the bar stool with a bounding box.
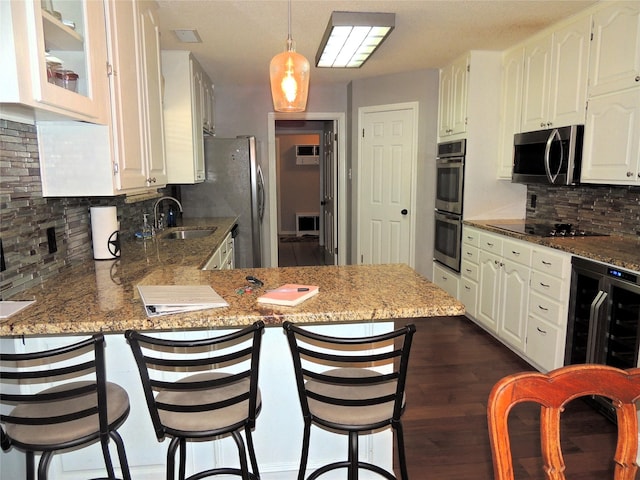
[283,321,416,480]
[0,334,132,480]
[125,320,264,480]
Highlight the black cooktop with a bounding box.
[488,222,608,238]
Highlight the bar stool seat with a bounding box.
[1,334,131,480]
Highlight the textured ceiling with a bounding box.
[156,0,598,88]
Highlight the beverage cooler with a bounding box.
[565,256,640,421]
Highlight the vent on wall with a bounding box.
[296,213,320,236]
[296,145,320,165]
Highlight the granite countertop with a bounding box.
[465,220,640,272]
[1,217,464,337]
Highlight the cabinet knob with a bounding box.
[540,122,546,128]
[627,171,634,177]
[547,122,553,127]
[636,75,640,82]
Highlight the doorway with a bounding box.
[267,112,346,268]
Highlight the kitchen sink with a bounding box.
[161,227,217,240]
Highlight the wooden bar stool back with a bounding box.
[125,321,264,480]
[487,364,640,480]
[0,334,131,480]
[283,321,416,480]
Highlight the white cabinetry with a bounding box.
[162,50,215,184]
[525,248,571,371]
[521,15,591,132]
[581,2,640,185]
[460,227,480,318]
[0,0,109,123]
[497,47,524,179]
[438,53,468,138]
[476,231,532,354]
[202,232,234,271]
[432,262,459,300]
[36,0,167,196]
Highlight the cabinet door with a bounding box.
[522,34,552,132]
[190,58,205,181]
[5,0,109,123]
[548,16,590,128]
[497,47,524,178]
[138,1,167,187]
[498,259,530,352]
[589,3,640,96]
[581,88,640,184]
[106,0,147,191]
[449,55,469,136]
[477,250,501,332]
[438,65,453,137]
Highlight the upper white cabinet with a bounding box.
[438,53,468,138]
[521,15,591,132]
[588,2,640,96]
[581,88,640,185]
[581,2,640,185]
[162,50,215,184]
[37,0,167,196]
[497,46,524,178]
[0,0,109,123]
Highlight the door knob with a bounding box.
[401,209,408,215]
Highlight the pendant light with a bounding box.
[269,0,310,112]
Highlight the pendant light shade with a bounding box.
[270,1,310,112]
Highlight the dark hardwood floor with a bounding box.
[278,235,327,267]
[396,316,620,480]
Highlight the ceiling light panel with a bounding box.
[316,12,395,68]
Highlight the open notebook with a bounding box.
[257,284,319,307]
[137,285,228,317]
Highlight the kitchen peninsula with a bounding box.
[1,217,464,480]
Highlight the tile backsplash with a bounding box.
[0,118,174,299]
[526,184,640,238]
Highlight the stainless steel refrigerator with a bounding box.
[180,136,264,268]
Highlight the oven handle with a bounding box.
[586,290,607,362]
[544,128,563,184]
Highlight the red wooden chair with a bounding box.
[487,364,640,480]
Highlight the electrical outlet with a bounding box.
[530,194,537,209]
[47,227,57,254]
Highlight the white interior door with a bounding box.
[358,103,418,266]
[321,122,337,265]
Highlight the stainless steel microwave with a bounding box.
[512,125,584,185]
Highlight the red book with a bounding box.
[257,284,319,307]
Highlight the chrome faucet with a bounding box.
[153,196,183,231]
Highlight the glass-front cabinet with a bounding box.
[1,0,108,123]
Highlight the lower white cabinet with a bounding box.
[432,262,459,299]
[465,226,571,366]
[202,232,234,270]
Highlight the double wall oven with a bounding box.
[434,139,465,272]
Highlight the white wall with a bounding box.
[349,69,440,279]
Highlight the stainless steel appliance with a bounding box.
[565,256,640,421]
[435,139,465,215]
[180,136,264,268]
[512,125,584,185]
[434,211,462,272]
[434,139,465,272]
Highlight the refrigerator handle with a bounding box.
[257,165,265,222]
[586,290,607,362]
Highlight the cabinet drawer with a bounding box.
[530,270,569,302]
[531,248,570,278]
[461,259,479,282]
[459,278,478,319]
[462,228,480,247]
[202,248,222,270]
[479,232,503,255]
[433,263,459,299]
[526,315,565,372]
[503,239,532,266]
[461,244,479,265]
[528,290,566,327]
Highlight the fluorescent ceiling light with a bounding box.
[173,29,202,43]
[316,12,395,68]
